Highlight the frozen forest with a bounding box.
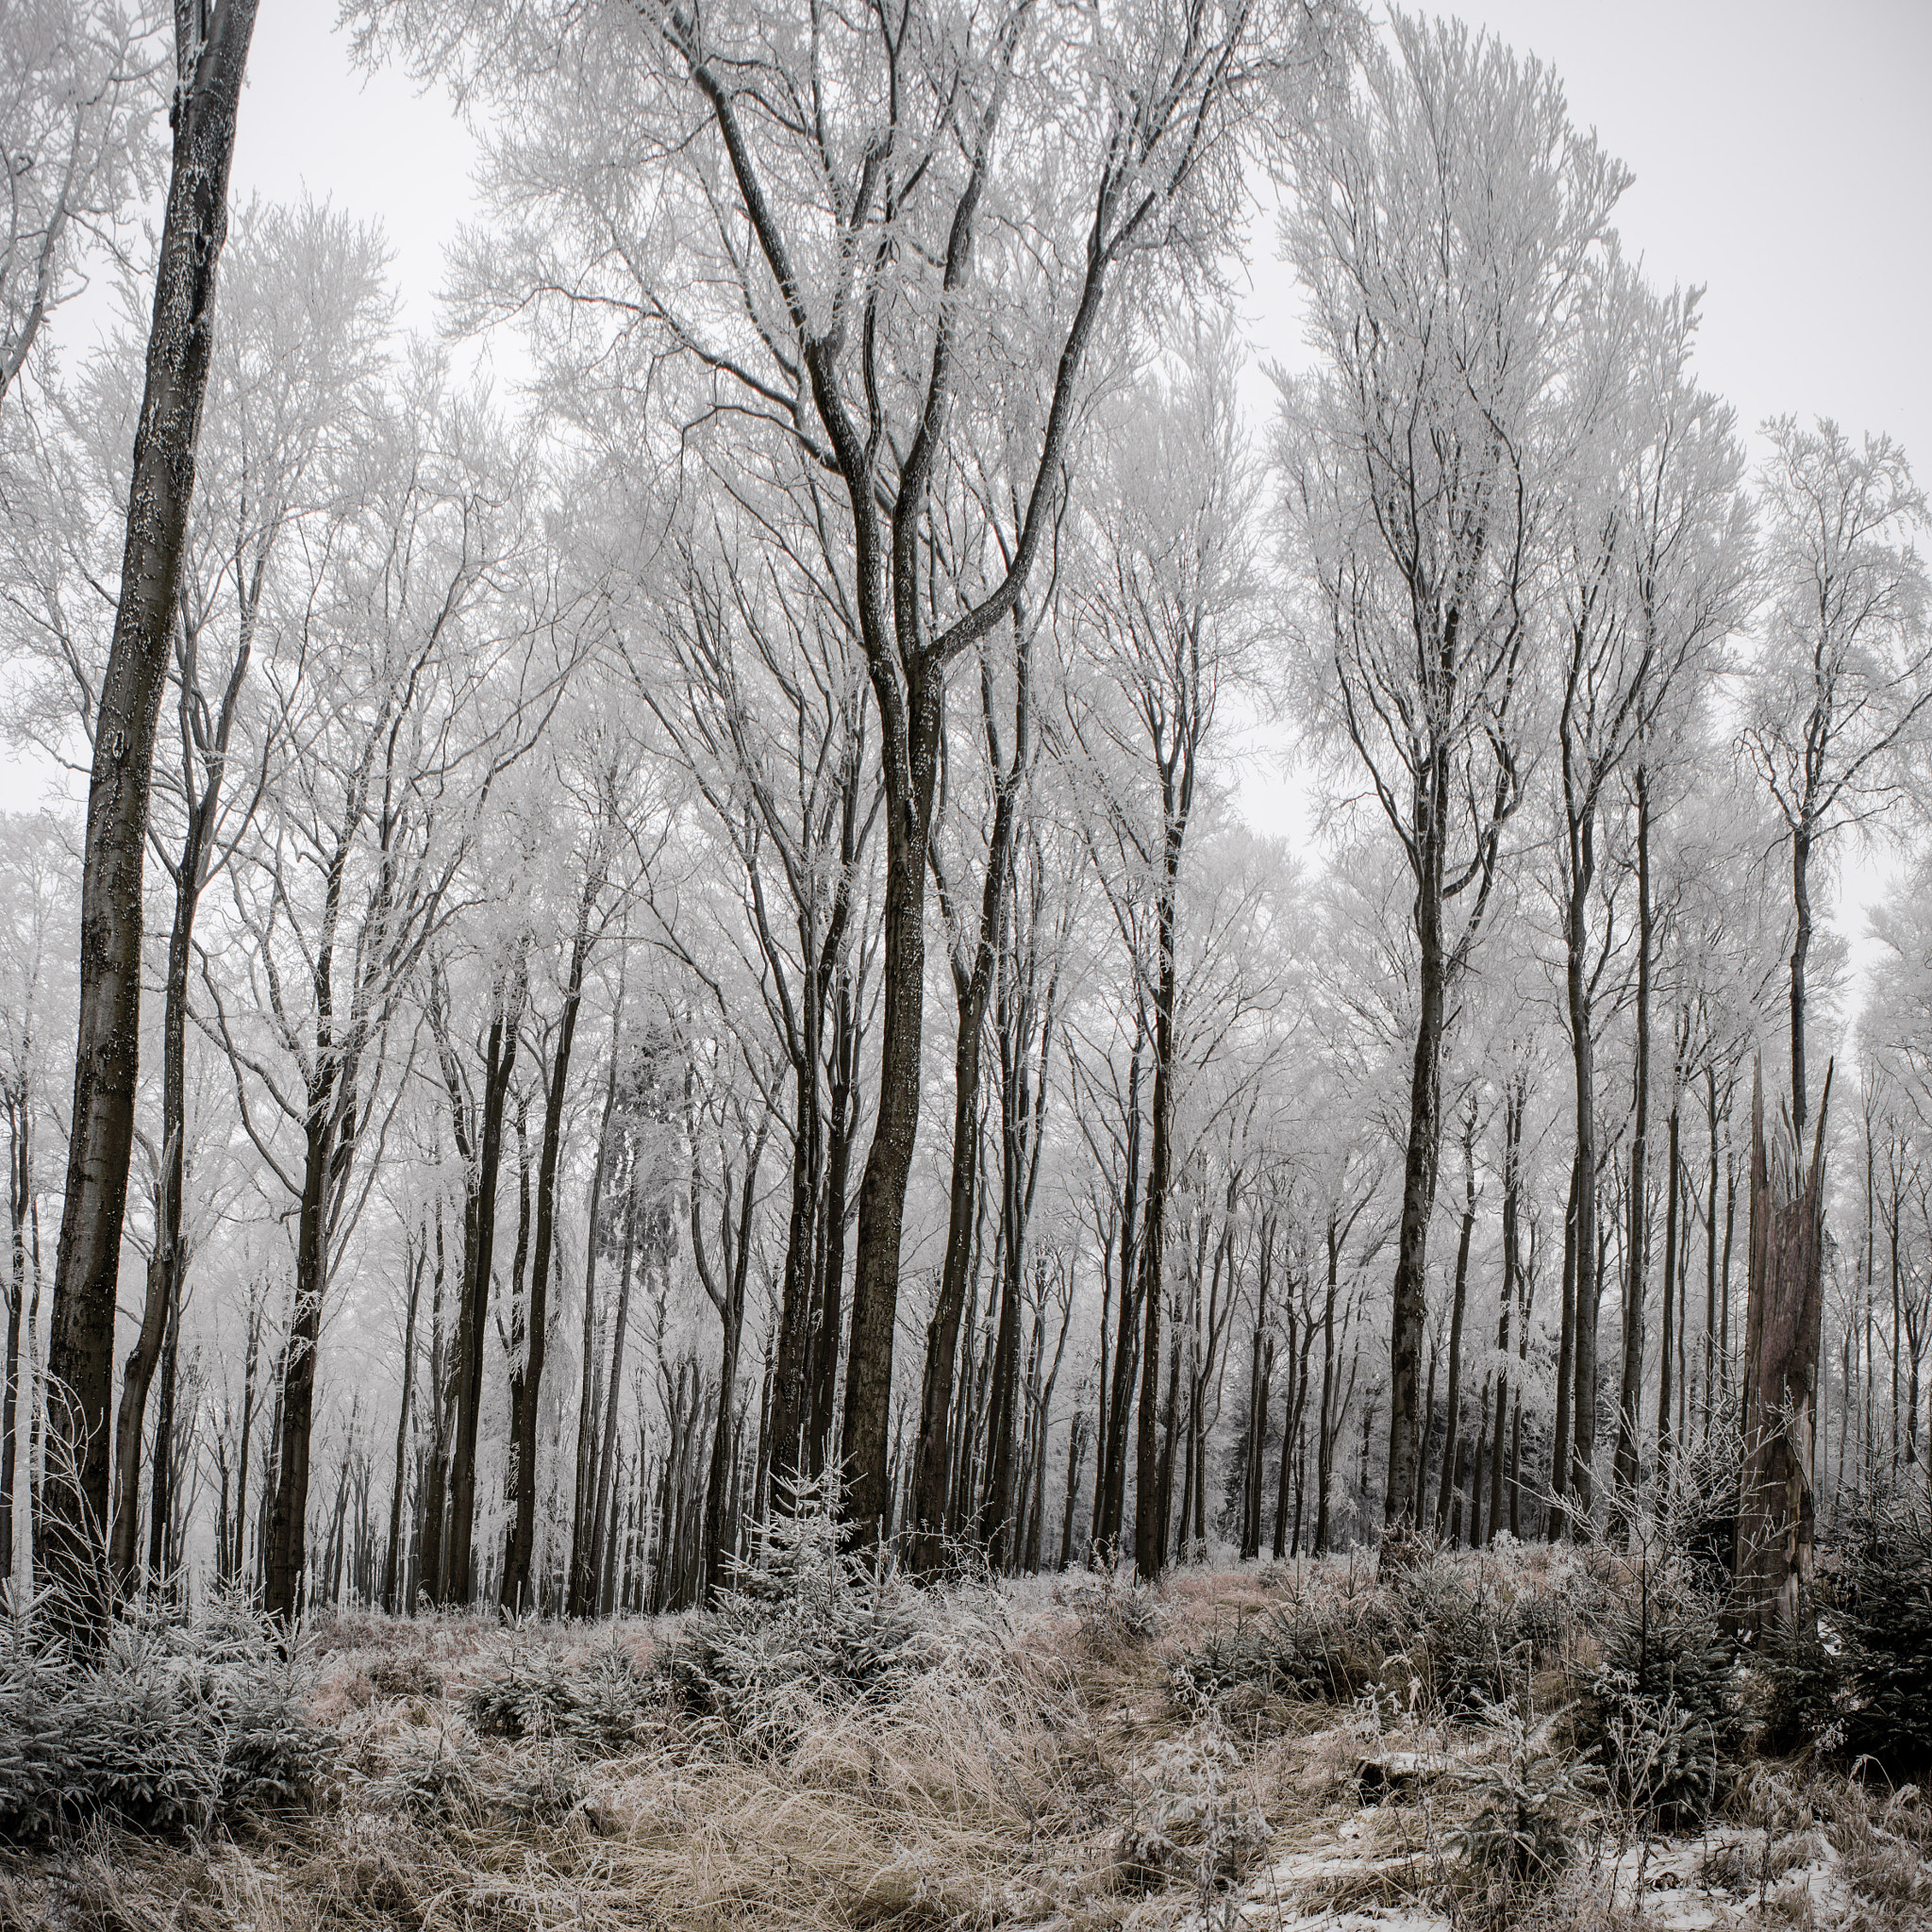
[1,1,1930,1927]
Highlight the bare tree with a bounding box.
[356,0,1346,1543]
[42,0,258,1635]
[1277,15,1625,1537]
[1740,418,1931,1143]
[0,1,162,410]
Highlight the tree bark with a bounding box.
[504,888,599,1609]
[381,1233,425,1611]
[1384,743,1448,1540]
[1433,1110,1478,1539]
[445,972,524,1605]
[1736,1060,1830,1637]
[42,0,259,1635]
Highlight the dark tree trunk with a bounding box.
[700,1136,762,1605]
[1657,1091,1682,1474]
[1,1092,25,1584]
[447,975,524,1605]
[1433,1112,1478,1539]
[382,1234,425,1612]
[505,890,599,1609]
[42,0,259,1634]
[1548,1156,1578,1541]
[264,1108,331,1620]
[569,991,624,1615]
[1790,828,1812,1142]
[1487,1078,1522,1543]
[808,969,858,1478]
[1134,825,1186,1581]
[1384,743,1448,1539]
[590,1155,641,1616]
[911,756,1020,1570]
[1314,1212,1342,1556]
[1613,764,1656,1531]
[1095,1023,1144,1557]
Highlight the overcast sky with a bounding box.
[29,0,1932,978]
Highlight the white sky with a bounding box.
[18,0,1932,980]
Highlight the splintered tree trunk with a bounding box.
[42,0,259,1635]
[1735,1061,1830,1638]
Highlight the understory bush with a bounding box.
[1060,1568,1162,1660]
[1760,1491,1932,1774]
[1450,1698,1603,1894]
[462,1633,654,1747]
[1117,1719,1267,1899]
[1576,1560,1740,1829]
[1174,1547,1568,1716]
[0,1589,335,1840]
[654,1481,936,1753]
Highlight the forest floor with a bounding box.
[4,1546,1928,1932]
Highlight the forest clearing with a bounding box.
[3,0,1931,1924]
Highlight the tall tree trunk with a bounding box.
[1134,824,1186,1580]
[700,1137,762,1604]
[1096,1023,1145,1557]
[1384,744,1449,1541]
[1657,1090,1682,1476]
[1490,1077,1522,1544]
[590,1154,641,1616]
[1,1092,25,1584]
[1548,1157,1578,1541]
[844,662,943,1545]
[569,988,624,1615]
[42,0,259,1635]
[1790,827,1812,1141]
[381,1233,425,1612]
[1705,1068,1722,1440]
[264,1107,332,1620]
[1613,763,1656,1534]
[447,974,524,1605]
[808,969,858,1478]
[1314,1211,1342,1556]
[1433,1111,1478,1539]
[505,890,599,1609]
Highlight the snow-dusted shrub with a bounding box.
[654,1481,935,1754]
[462,1632,652,1748]
[1174,1551,1561,1716]
[1117,1718,1267,1898]
[1059,1567,1162,1660]
[1761,1490,1932,1773]
[1450,1699,1603,1895]
[372,1722,482,1820]
[1576,1561,1740,1829]
[0,1588,335,1840]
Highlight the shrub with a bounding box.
[1760,1491,1932,1774]
[654,1479,935,1753]
[374,1724,482,1821]
[1117,1720,1267,1899]
[1060,1569,1162,1661]
[463,1634,655,1749]
[1450,1699,1603,1892]
[1174,1550,1562,1718]
[0,1590,336,1840]
[1575,1562,1740,1829]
